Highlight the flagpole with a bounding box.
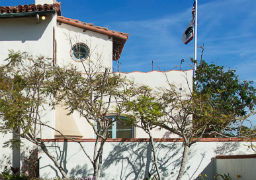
[194,0,198,72]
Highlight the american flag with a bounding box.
[182,1,195,44]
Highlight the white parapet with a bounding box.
[35,0,57,5]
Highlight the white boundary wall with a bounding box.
[36,140,256,180]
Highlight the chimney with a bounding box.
[35,0,57,5]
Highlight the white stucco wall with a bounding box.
[55,23,113,72]
[38,140,256,180]
[40,104,56,139]
[0,14,56,64]
[124,70,193,138]
[124,70,192,92]
[0,13,57,139]
[61,70,193,139]
[0,133,13,171]
[35,0,56,5]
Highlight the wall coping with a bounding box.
[216,154,256,159]
[117,69,193,74]
[42,137,256,143]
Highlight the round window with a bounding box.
[71,43,89,61]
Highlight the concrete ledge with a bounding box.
[216,154,256,159]
[42,137,256,142]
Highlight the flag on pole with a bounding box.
[182,20,194,44]
[192,1,195,23]
[182,2,195,44]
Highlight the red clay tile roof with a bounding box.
[0,3,61,16]
[57,16,129,60]
[0,3,128,60]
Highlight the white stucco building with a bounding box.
[0,0,193,140]
[0,1,255,180]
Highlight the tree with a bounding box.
[0,51,68,178]
[236,125,256,152]
[152,61,256,180]
[156,86,216,180]
[0,51,133,179]
[124,86,163,180]
[49,59,132,179]
[126,62,256,180]
[194,60,256,135]
[124,82,209,180]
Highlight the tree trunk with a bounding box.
[40,141,68,178]
[12,128,20,174]
[93,137,106,180]
[93,164,99,180]
[93,136,99,179]
[93,154,102,180]
[97,150,103,180]
[176,143,190,180]
[148,130,161,180]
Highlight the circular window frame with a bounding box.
[70,43,90,62]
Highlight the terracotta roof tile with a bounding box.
[0,3,128,60]
[0,3,61,16]
[57,16,129,60]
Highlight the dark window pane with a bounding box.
[71,43,89,60]
[116,129,133,138]
[105,116,134,138]
[116,117,134,138]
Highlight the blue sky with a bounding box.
[2,0,256,82]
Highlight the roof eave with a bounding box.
[0,10,55,18]
[113,38,127,61]
[57,16,128,40]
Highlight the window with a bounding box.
[71,43,89,61]
[107,116,134,138]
